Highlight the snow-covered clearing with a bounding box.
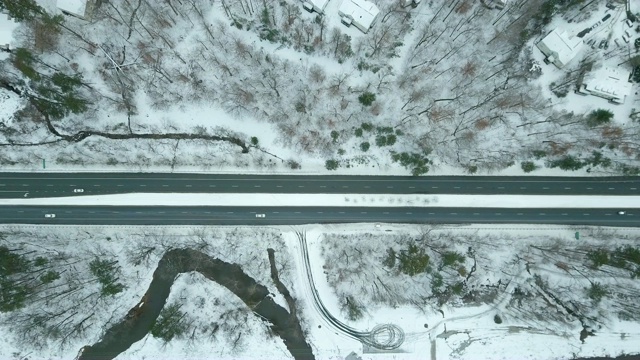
[2,192,640,209]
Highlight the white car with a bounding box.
[617,211,626,215]
[256,214,266,218]
[45,214,56,218]
[73,189,84,193]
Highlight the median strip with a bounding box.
[0,193,638,209]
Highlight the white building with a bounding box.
[0,13,19,52]
[536,28,583,68]
[338,0,380,33]
[302,0,329,14]
[578,66,633,104]
[57,0,93,20]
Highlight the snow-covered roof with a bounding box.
[307,0,329,12]
[56,0,87,17]
[0,13,19,49]
[338,0,380,32]
[537,28,582,67]
[582,66,633,103]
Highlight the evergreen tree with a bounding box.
[0,0,44,22]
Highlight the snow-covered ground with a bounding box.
[1,0,639,176]
[1,224,639,360]
[2,192,639,208]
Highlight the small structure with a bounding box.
[57,0,94,20]
[480,0,506,9]
[536,28,583,68]
[578,66,633,104]
[338,0,380,33]
[0,13,19,51]
[401,0,422,7]
[302,0,329,14]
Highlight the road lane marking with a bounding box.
[342,186,348,188]
[564,187,571,190]
[476,187,483,189]
[387,186,393,189]
[298,185,304,188]
[409,186,415,189]
[608,187,615,190]
[631,188,637,190]
[232,185,239,188]
[587,187,593,190]
[295,211,301,214]
[539,213,546,215]
[432,186,438,189]
[209,185,215,187]
[47,184,53,187]
[429,212,435,215]
[517,213,523,215]
[273,212,279,214]
[361,212,367,214]
[450,213,458,215]
[383,212,389,214]
[473,213,479,215]
[254,185,261,188]
[454,186,460,189]
[543,187,549,189]
[185,185,192,187]
[117,184,124,187]
[276,185,283,188]
[226,211,233,214]
[561,213,568,216]
[320,186,327,188]
[406,212,413,214]
[495,213,501,215]
[520,187,526,189]
[93,185,100,187]
[140,184,146,187]
[498,187,504,189]
[583,213,590,216]
[365,186,371,188]
[317,211,323,214]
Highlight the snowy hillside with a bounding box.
[0,0,638,175]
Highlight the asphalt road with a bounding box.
[1,206,636,227]
[0,173,639,198]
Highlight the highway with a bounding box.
[0,173,639,198]
[1,206,637,226]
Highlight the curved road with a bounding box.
[1,173,639,198]
[1,206,637,227]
